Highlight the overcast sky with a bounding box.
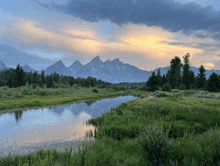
[1,0,220,70]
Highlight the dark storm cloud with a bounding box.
[37,0,220,39]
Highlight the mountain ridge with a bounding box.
[1,56,220,83]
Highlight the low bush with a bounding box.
[14,90,22,98]
[138,124,173,165]
[179,83,186,90]
[156,92,168,97]
[92,88,98,93]
[162,83,172,92]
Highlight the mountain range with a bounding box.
[44,56,151,83]
[1,55,220,83]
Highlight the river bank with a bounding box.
[0,86,135,114]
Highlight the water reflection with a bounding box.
[85,100,95,106]
[0,95,136,156]
[14,111,23,124]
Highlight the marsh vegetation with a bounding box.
[1,89,220,165]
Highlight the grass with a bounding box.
[1,89,220,165]
[0,86,131,114]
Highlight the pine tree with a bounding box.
[41,70,45,84]
[182,53,191,89]
[207,72,219,92]
[146,72,160,91]
[168,57,183,89]
[196,65,206,89]
[161,74,167,85]
[15,64,25,87]
[157,69,162,87]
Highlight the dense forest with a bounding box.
[0,64,111,89]
[144,53,220,92]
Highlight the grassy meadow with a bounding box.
[1,88,220,165]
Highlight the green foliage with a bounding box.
[2,83,220,165]
[207,72,220,92]
[0,65,111,89]
[179,83,186,90]
[196,65,206,89]
[169,56,183,88]
[92,88,98,93]
[146,71,160,91]
[162,82,172,92]
[138,124,173,165]
[182,53,191,89]
[156,92,168,97]
[14,90,22,98]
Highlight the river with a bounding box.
[0,95,137,157]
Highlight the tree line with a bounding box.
[145,53,220,92]
[0,64,111,88]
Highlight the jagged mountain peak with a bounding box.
[53,60,66,68]
[69,60,83,68]
[112,58,120,63]
[22,64,34,72]
[91,55,101,62]
[23,64,30,68]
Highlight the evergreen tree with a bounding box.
[182,53,191,89]
[161,74,167,85]
[41,70,45,84]
[207,72,219,92]
[168,57,183,89]
[196,65,206,89]
[32,71,38,84]
[15,64,25,87]
[157,69,162,87]
[46,75,54,88]
[189,70,195,89]
[146,72,160,91]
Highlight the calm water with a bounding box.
[0,95,136,157]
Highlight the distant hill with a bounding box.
[0,62,35,72]
[0,43,53,70]
[0,62,10,71]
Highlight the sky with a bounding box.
[1,0,220,71]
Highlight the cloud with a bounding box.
[203,63,215,70]
[40,0,220,40]
[3,19,205,70]
[3,20,103,55]
[100,24,203,62]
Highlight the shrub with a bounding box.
[40,89,47,96]
[115,107,123,115]
[14,90,22,98]
[179,83,186,90]
[138,124,173,165]
[162,83,172,92]
[0,89,4,98]
[21,87,30,95]
[6,89,14,97]
[92,88,98,93]
[73,84,80,90]
[34,86,41,95]
[195,93,216,99]
[156,92,168,97]
[183,90,196,96]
